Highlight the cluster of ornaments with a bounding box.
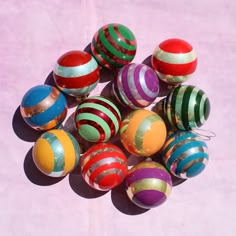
[20,23,211,210]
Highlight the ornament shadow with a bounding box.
[100,81,134,118]
[63,112,93,153]
[83,42,93,55]
[99,67,118,83]
[24,147,65,186]
[111,181,149,215]
[12,106,43,142]
[68,172,108,199]
[84,42,118,83]
[44,71,79,109]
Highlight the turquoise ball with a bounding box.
[162,131,209,179]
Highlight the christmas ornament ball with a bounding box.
[162,131,209,179]
[91,23,137,68]
[112,63,159,109]
[163,85,210,130]
[80,143,128,191]
[33,129,81,177]
[120,109,167,156]
[20,85,67,131]
[53,50,100,97]
[126,159,172,209]
[151,38,197,85]
[74,96,121,143]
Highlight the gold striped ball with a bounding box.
[126,160,172,209]
[33,129,81,177]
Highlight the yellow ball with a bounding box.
[33,129,81,177]
[120,109,167,156]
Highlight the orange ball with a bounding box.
[120,109,167,156]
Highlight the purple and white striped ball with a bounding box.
[112,63,160,109]
[126,160,172,209]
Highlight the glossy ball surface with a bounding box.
[74,96,121,142]
[53,50,100,97]
[151,38,197,85]
[112,63,159,109]
[80,143,128,191]
[162,131,208,179]
[91,23,137,68]
[20,85,67,131]
[120,109,167,156]
[163,85,210,130]
[33,129,80,177]
[126,160,172,209]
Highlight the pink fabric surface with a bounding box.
[1,0,235,235]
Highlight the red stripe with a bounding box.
[80,143,125,165]
[91,43,110,67]
[80,143,110,164]
[95,35,134,66]
[76,119,105,142]
[105,25,136,56]
[77,107,115,137]
[159,38,193,53]
[80,98,121,123]
[88,162,127,186]
[81,151,127,175]
[97,174,125,190]
[57,50,91,67]
[152,56,197,76]
[53,67,100,89]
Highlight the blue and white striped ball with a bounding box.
[20,85,68,131]
[162,131,208,179]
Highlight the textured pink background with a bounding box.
[1,0,235,235]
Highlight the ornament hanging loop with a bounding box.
[192,128,216,141]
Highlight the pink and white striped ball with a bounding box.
[53,50,100,97]
[112,63,160,109]
[151,38,197,85]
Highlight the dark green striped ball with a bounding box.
[163,85,210,130]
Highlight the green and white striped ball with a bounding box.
[163,85,210,130]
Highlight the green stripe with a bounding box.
[134,114,160,154]
[92,38,122,67]
[98,28,134,60]
[78,102,120,133]
[118,24,135,40]
[187,87,199,129]
[108,24,136,50]
[170,86,182,129]
[120,124,128,135]
[79,125,100,142]
[42,132,64,172]
[181,86,194,130]
[203,97,210,120]
[76,113,111,141]
[194,90,203,127]
[67,132,80,168]
[90,96,121,119]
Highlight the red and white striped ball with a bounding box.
[80,143,128,191]
[53,50,100,97]
[151,38,197,85]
